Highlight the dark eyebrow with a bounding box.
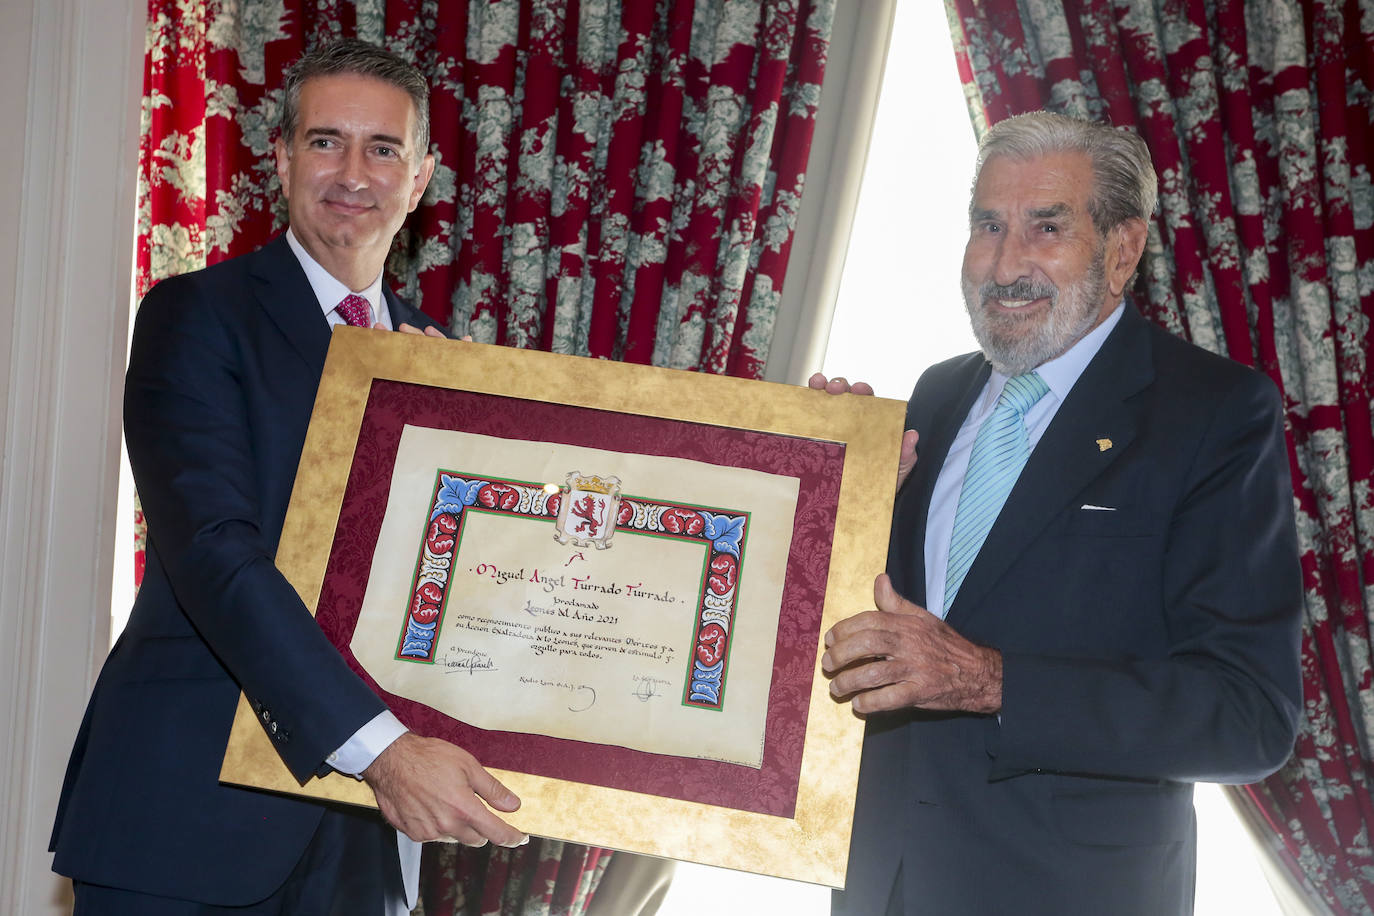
[970,207,1000,224]
[1028,203,1072,220]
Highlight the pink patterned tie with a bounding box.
[335,293,373,328]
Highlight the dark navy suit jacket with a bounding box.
[834,306,1303,916]
[51,236,443,905]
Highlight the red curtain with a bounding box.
[137,0,832,377]
[137,2,836,913]
[944,0,1374,911]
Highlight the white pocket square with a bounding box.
[1080,504,1117,511]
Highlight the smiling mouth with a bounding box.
[324,198,374,213]
[991,296,1049,310]
[974,280,1058,313]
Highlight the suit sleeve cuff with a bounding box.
[327,710,407,778]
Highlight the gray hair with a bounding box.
[973,111,1157,233]
[278,38,431,153]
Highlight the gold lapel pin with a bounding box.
[1096,438,1113,452]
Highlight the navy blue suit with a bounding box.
[834,306,1303,915]
[51,237,442,906]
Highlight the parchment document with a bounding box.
[350,425,801,768]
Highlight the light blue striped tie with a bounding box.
[943,372,1050,613]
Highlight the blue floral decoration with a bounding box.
[700,512,746,558]
[432,475,484,520]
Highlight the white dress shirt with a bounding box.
[286,227,393,331]
[924,305,1124,618]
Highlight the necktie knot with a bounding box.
[998,371,1049,416]
[335,294,372,328]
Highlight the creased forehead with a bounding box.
[969,152,1095,215]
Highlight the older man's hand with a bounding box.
[822,574,1002,716]
[808,373,918,490]
[364,732,527,847]
[807,371,874,396]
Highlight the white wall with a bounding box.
[0,1,143,913]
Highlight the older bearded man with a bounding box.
[819,112,1303,916]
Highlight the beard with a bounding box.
[962,247,1109,376]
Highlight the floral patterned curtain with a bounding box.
[137,1,836,913]
[138,0,832,374]
[944,0,1374,911]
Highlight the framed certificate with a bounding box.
[221,327,906,886]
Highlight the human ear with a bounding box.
[275,139,292,197]
[1105,218,1149,298]
[409,153,436,212]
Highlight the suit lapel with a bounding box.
[945,307,1155,626]
[384,286,416,327]
[385,284,453,337]
[248,236,332,379]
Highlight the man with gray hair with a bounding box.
[818,112,1303,914]
[52,39,524,915]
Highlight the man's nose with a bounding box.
[338,146,368,191]
[991,231,1030,286]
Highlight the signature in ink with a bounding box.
[568,686,596,713]
[439,649,497,675]
[631,674,672,702]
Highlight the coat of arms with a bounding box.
[553,472,622,549]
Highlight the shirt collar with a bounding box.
[987,302,1124,404]
[285,228,384,319]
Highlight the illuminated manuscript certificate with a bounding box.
[351,425,798,769]
[220,329,908,886]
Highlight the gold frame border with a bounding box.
[221,327,906,887]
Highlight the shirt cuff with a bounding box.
[327,710,408,778]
